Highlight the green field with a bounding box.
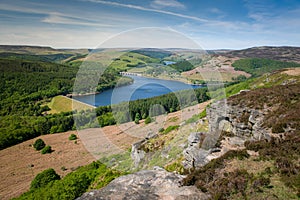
[47,95,95,114]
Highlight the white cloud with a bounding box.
[0,25,113,48]
[85,0,208,23]
[41,13,112,27]
[244,0,276,22]
[150,0,185,9]
[0,2,151,28]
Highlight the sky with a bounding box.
[0,0,299,49]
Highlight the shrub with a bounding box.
[30,168,60,190]
[69,133,77,140]
[17,162,123,200]
[41,145,52,154]
[199,109,207,119]
[33,139,46,151]
[165,160,184,174]
[163,125,179,134]
[144,116,151,124]
[158,128,164,133]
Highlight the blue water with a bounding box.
[74,76,203,107]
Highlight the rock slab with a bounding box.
[78,168,208,200]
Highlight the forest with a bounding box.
[0,57,124,149]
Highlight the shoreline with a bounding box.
[70,96,96,109]
[66,74,207,99]
[140,74,207,86]
[66,92,100,98]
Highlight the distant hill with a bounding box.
[223,46,300,63]
[0,45,59,55]
[0,45,89,55]
[0,45,89,63]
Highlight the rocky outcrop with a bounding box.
[78,167,208,200]
[183,97,273,169]
[131,132,158,168]
[131,139,146,167]
[183,132,210,169]
[207,98,271,142]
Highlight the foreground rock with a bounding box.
[78,167,208,200]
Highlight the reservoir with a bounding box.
[74,76,203,107]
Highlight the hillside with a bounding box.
[77,68,300,199]
[223,46,300,63]
[0,45,89,55]
[183,80,300,199]
[0,131,95,199]
[231,58,300,77]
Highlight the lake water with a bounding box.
[74,75,203,107]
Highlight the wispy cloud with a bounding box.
[85,0,208,23]
[244,0,276,21]
[150,0,185,9]
[0,3,111,27]
[41,12,112,27]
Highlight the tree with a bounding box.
[30,168,60,190]
[33,139,46,151]
[134,113,140,124]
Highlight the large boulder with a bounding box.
[78,167,208,200]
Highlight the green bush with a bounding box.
[41,145,52,154]
[165,160,184,174]
[134,113,141,124]
[30,168,60,190]
[33,139,46,151]
[16,161,123,200]
[144,116,151,124]
[199,109,207,119]
[163,125,179,134]
[68,133,77,140]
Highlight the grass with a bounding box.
[210,67,300,101]
[47,95,94,114]
[186,109,206,124]
[15,161,123,200]
[99,151,134,173]
[184,71,241,82]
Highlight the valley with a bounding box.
[0,45,299,199]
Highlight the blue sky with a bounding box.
[0,0,299,49]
